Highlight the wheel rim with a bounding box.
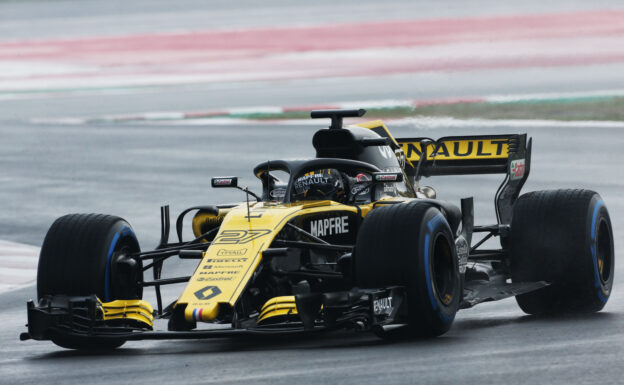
[110,240,142,299]
[596,219,613,285]
[432,234,454,305]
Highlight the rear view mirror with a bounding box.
[211,176,238,188]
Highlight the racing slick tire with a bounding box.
[37,214,142,349]
[510,189,614,315]
[355,202,460,337]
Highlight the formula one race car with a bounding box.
[21,109,615,349]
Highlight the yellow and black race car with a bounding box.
[21,109,615,349]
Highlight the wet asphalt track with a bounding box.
[1,120,623,384]
[2,0,624,383]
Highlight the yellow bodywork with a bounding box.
[177,201,362,323]
[398,138,510,162]
[257,296,298,324]
[101,299,154,328]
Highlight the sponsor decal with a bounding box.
[351,186,370,195]
[200,271,238,275]
[294,174,330,193]
[212,265,243,269]
[310,216,349,237]
[206,258,248,263]
[510,159,526,180]
[201,264,244,270]
[375,173,399,182]
[401,139,509,161]
[211,177,237,187]
[197,277,233,281]
[217,248,247,257]
[455,236,469,274]
[373,296,393,315]
[269,188,286,199]
[213,229,271,244]
[383,185,397,193]
[194,285,222,300]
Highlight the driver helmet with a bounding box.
[293,169,346,202]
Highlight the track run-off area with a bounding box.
[1,1,623,384]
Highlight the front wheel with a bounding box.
[355,202,460,337]
[37,213,142,349]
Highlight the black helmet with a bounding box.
[292,169,346,202]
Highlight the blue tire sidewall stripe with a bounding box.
[590,200,608,303]
[424,233,435,311]
[424,213,455,324]
[104,225,134,302]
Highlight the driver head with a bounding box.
[292,169,346,203]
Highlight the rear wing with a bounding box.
[395,134,532,225]
[350,120,531,225]
[396,134,531,224]
[396,135,527,176]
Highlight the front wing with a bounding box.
[21,287,406,343]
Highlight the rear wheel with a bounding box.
[355,202,460,337]
[37,214,142,349]
[510,189,614,315]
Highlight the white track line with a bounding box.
[0,240,39,294]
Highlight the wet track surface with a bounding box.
[1,121,623,384]
[1,1,624,383]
